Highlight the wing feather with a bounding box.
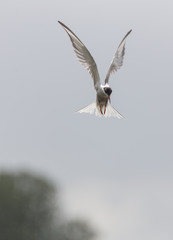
[58,21,100,91]
[105,30,132,84]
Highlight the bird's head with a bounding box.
[104,87,112,102]
[104,87,112,96]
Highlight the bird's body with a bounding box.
[96,84,112,114]
[58,21,132,118]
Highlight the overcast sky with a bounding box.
[0,0,173,239]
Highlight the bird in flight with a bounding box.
[58,21,132,118]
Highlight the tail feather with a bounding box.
[77,102,124,119]
[77,102,101,117]
[105,103,124,119]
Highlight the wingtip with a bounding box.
[58,20,62,25]
[58,20,66,28]
[128,29,132,35]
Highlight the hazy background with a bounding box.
[0,0,173,239]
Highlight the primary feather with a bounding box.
[58,21,100,91]
[105,29,132,84]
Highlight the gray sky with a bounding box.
[0,0,173,239]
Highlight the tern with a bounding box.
[58,21,132,118]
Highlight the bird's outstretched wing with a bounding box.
[58,21,100,91]
[105,30,132,84]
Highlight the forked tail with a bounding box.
[77,102,124,119]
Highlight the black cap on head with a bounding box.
[104,87,112,96]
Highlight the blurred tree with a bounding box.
[58,219,96,240]
[0,172,96,240]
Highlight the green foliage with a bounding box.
[0,172,96,240]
